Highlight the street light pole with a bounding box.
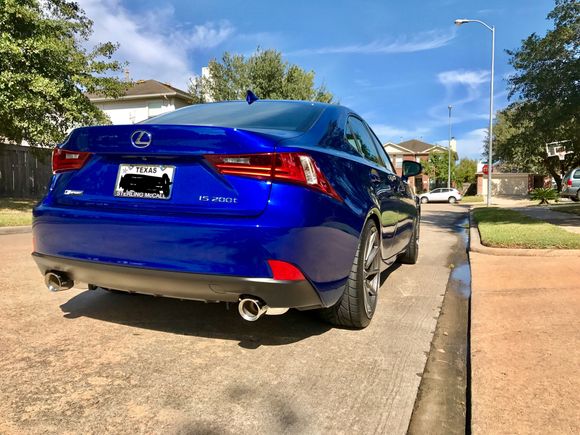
[454,19,495,206]
[448,105,452,190]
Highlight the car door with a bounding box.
[442,188,453,201]
[346,116,403,260]
[432,188,445,201]
[367,127,417,254]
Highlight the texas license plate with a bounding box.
[114,164,175,199]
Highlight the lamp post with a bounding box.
[448,105,452,189]
[454,19,495,206]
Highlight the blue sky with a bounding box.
[78,0,555,159]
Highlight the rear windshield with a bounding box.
[145,101,325,132]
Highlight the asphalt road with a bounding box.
[0,204,467,434]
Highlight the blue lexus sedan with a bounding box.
[32,100,422,328]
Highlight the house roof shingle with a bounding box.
[397,139,436,153]
[88,79,193,102]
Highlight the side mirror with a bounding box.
[402,160,422,181]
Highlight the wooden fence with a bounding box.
[0,144,52,198]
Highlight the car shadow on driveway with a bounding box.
[60,289,331,348]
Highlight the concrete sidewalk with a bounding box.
[470,253,580,434]
[0,225,31,235]
[512,206,580,234]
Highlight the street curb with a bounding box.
[468,211,580,257]
[0,226,32,235]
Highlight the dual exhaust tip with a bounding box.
[238,298,288,321]
[45,271,74,292]
[238,298,268,321]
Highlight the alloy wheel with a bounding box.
[363,228,381,317]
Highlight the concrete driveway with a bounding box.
[0,205,467,434]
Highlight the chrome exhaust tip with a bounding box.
[238,298,268,322]
[45,272,74,292]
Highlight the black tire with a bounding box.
[421,196,428,204]
[398,219,419,264]
[572,192,580,202]
[448,196,457,204]
[319,219,381,329]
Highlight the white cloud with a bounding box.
[77,0,234,88]
[185,21,235,49]
[371,123,431,143]
[287,28,456,56]
[427,69,492,125]
[449,128,488,159]
[437,70,490,88]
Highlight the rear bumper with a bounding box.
[561,186,579,197]
[32,253,323,309]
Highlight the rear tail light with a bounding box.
[205,152,342,201]
[52,148,92,174]
[267,259,306,281]
[567,179,573,186]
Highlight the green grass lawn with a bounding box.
[550,204,580,216]
[473,207,580,249]
[0,198,37,227]
[461,195,484,203]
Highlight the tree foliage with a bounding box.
[189,48,334,103]
[455,158,478,185]
[491,105,548,173]
[0,0,128,147]
[423,151,457,187]
[496,0,580,188]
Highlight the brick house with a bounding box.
[383,139,449,193]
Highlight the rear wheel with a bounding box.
[573,191,580,202]
[448,196,457,204]
[398,219,419,264]
[320,219,381,329]
[421,196,428,204]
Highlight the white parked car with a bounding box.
[419,188,462,204]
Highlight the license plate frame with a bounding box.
[114,164,175,200]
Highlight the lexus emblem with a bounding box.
[130,130,152,148]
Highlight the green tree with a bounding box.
[423,151,457,188]
[189,48,334,103]
[498,0,580,189]
[455,158,478,186]
[0,0,128,147]
[492,106,548,173]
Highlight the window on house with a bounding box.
[395,157,403,168]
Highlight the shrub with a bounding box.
[529,187,559,205]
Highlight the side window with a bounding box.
[344,124,362,156]
[347,117,384,167]
[574,170,580,179]
[366,121,396,173]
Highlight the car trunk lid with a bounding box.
[50,124,288,217]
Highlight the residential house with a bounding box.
[88,80,193,125]
[383,139,450,193]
